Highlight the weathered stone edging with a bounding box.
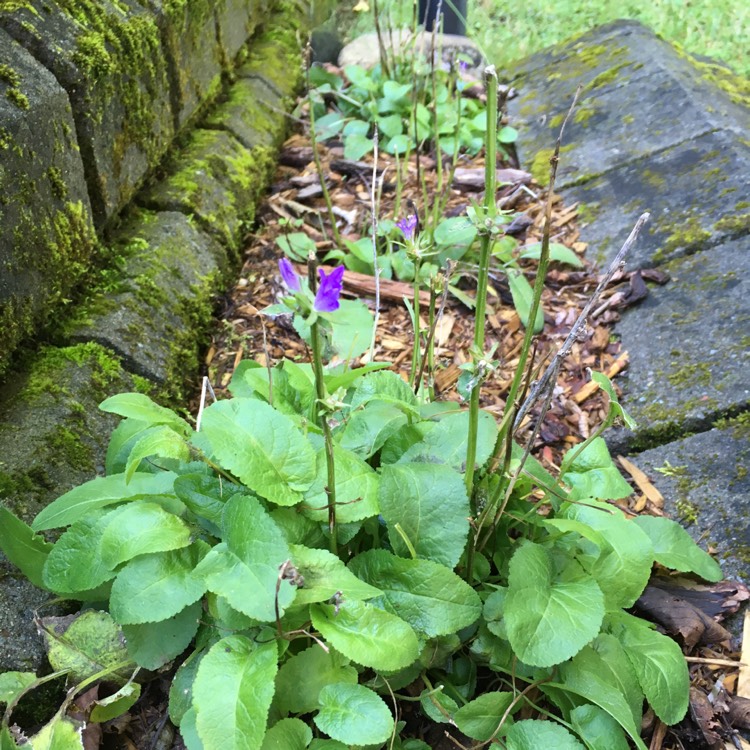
[0,1,307,672]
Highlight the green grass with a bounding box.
[336,0,750,77]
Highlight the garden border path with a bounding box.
[507,20,749,583]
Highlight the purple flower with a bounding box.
[458,60,469,74]
[279,257,301,291]
[396,214,418,242]
[314,265,345,312]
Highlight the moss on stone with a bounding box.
[714,212,750,234]
[653,215,712,261]
[667,361,712,388]
[0,61,29,110]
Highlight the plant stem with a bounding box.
[410,257,422,389]
[308,258,338,554]
[464,65,498,497]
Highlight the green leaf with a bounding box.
[433,216,477,253]
[42,511,117,594]
[589,372,636,429]
[28,712,84,750]
[174,473,245,530]
[348,550,481,637]
[310,600,420,671]
[194,494,295,622]
[498,125,519,144]
[276,232,318,262]
[169,649,205,726]
[350,370,418,411]
[520,242,583,268]
[377,113,402,138]
[454,692,514,740]
[507,267,544,333]
[397,409,498,472]
[99,501,191,568]
[302,446,380,524]
[41,610,134,684]
[193,635,278,750]
[1,725,18,750]
[124,425,190,482]
[105,418,151,475]
[290,545,381,605]
[378,463,470,568]
[0,671,36,705]
[505,542,605,667]
[315,112,346,139]
[338,401,407,459]
[609,612,689,725]
[344,133,374,160]
[122,601,202,670]
[90,681,141,723]
[419,687,458,723]
[178,707,203,750]
[315,683,394,745]
[555,644,646,749]
[199,398,316,506]
[632,515,722,581]
[0,507,52,589]
[309,740,348,750]
[110,542,209,624]
[275,645,358,715]
[562,500,653,608]
[342,119,370,137]
[589,634,644,725]
[570,705,630,750]
[32,471,177,531]
[344,64,377,91]
[561,438,633,501]
[383,133,411,155]
[326,299,375,360]
[99,393,191,435]
[261,718,312,750]
[505,719,585,749]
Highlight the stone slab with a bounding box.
[144,0,223,129]
[64,210,227,385]
[564,129,750,268]
[215,0,268,63]
[629,422,750,584]
[0,0,174,228]
[140,128,275,251]
[0,29,96,376]
[0,343,135,671]
[235,31,305,99]
[605,239,750,453]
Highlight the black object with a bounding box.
[418,0,467,36]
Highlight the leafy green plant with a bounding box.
[0,68,723,750]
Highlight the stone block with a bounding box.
[0,0,174,228]
[629,422,750,583]
[606,239,750,454]
[64,210,227,385]
[143,0,223,128]
[140,129,275,250]
[215,0,269,64]
[0,29,96,376]
[564,130,750,268]
[235,30,305,99]
[0,343,135,671]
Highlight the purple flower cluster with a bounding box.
[279,258,345,313]
[396,214,418,242]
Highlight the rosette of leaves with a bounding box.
[0,368,722,749]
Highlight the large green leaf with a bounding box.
[0,671,37,705]
[348,550,481,637]
[562,501,653,608]
[570,705,630,750]
[110,542,209,624]
[199,398,316,506]
[519,242,583,268]
[349,370,418,412]
[99,393,191,435]
[27,713,84,750]
[453,692,514,740]
[326,299,375,360]
[505,719,585,749]
[338,401,408,459]
[632,515,722,582]
[311,600,420,671]
[561,438,632,501]
[504,542,604,667]
[290,545,381,605]
[314,683,394,745]
[193,635,278,750]
[378,463,470,568]
[42,511,117,594]
[260,718,312,750]
[608,612,689,725]
[124,425,190,482]
[169,650,205,726]
[194,495,295,622]
[41,610,134,684]
[589,372,636,429]
[0,507,52,589]
[589,633,644,725]
[98,501,190,568]
[506,268,544,333]
[397,409,498,472]
[275,645,358,715]
[32,471,177,531]
[556,644,646,749]
[105,418,151,475]
[174,473,245,530]
[122,601,202,669]
[89,682,141,723]
[302,446,380,524]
